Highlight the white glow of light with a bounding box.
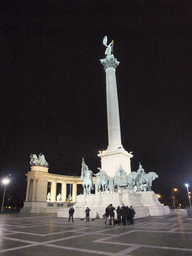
[2,178,9,185]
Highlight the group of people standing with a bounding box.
[105,203,136,225]
[68,204,136,225]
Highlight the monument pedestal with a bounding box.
[98,148,133,177]
[57,190,169,219]
[139,191,170,216]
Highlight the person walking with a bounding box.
[68,206,74,222]
[85,207,91,222]
[130,206,136,224]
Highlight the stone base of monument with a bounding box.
[57,190,170,219]
[21,201,68,213]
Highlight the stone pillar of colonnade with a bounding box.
[61,182,67,202]
[51,182,56,202]
[72,183,77,202]
[32,179,37,201]
[25,179,30,201]
[36,179,48,201]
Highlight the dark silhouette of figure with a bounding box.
[130,206,136,224]
[121,204,127,225]
[85,207,91,221]
[108,204,115,225]
[125,206,131,225]
[116,206,121,224]
[68,206,74,222]
[105,205,110,225]
[105,204,115,225]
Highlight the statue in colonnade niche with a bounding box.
[57,193,61,202]
[30,153,49,167]
[47,192,51,201]
[80,158,94,195]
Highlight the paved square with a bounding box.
[0,212,191,255]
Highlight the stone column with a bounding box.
[32,179,37,201]
[72,183,77,202]
[61,182,66,202]
[100,55,122,151]
[94,183,97,195]
[25,179,30,201]
[28,180,33,201]
[36,179,47,201]
[51,182,56,202]
[99,53,133,177]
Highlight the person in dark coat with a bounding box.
[125,206,131,225]
[120,204,127,225]
[85,207,91,222]
[108,204,115,225]
[116,206,121,224]
[105,205,110,225]
[68,206,74,222]
[130,206,136,224]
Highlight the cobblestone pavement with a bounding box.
[0,211,191,255]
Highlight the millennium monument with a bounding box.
[98,36,133,177]
[57,37,170,219]
[22,37,169,217]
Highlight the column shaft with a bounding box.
[51,182,56,202]
[25,179,30,201]
[106,67,122,150]
[72,183,77,202]
[61,182,66,202]
[32,179,36,201]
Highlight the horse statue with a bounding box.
[80,158,93,195]
[143,172,159,191]
[38,153,49,167]
[114,165,129,189]
[30,154,40,166]
[108,177,115,192]
[135,163,146,191]
[30,153,49,167]
[127,171,138,190]
[95,168,108,192]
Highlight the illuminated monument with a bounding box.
[57,36,170,219]
[22,36,170,217]
[98,36,133,177]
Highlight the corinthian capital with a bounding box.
[100,55,120,70]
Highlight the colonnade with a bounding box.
[25,179,80,202]
[24,166,96,204]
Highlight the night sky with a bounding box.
[1,0,191,204]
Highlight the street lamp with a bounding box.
[185,184,191,208]
[172,188,178,208]
[1,176,11,213]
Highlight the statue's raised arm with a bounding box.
[103,36,114,57]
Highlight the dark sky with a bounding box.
[1,0,191,200]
